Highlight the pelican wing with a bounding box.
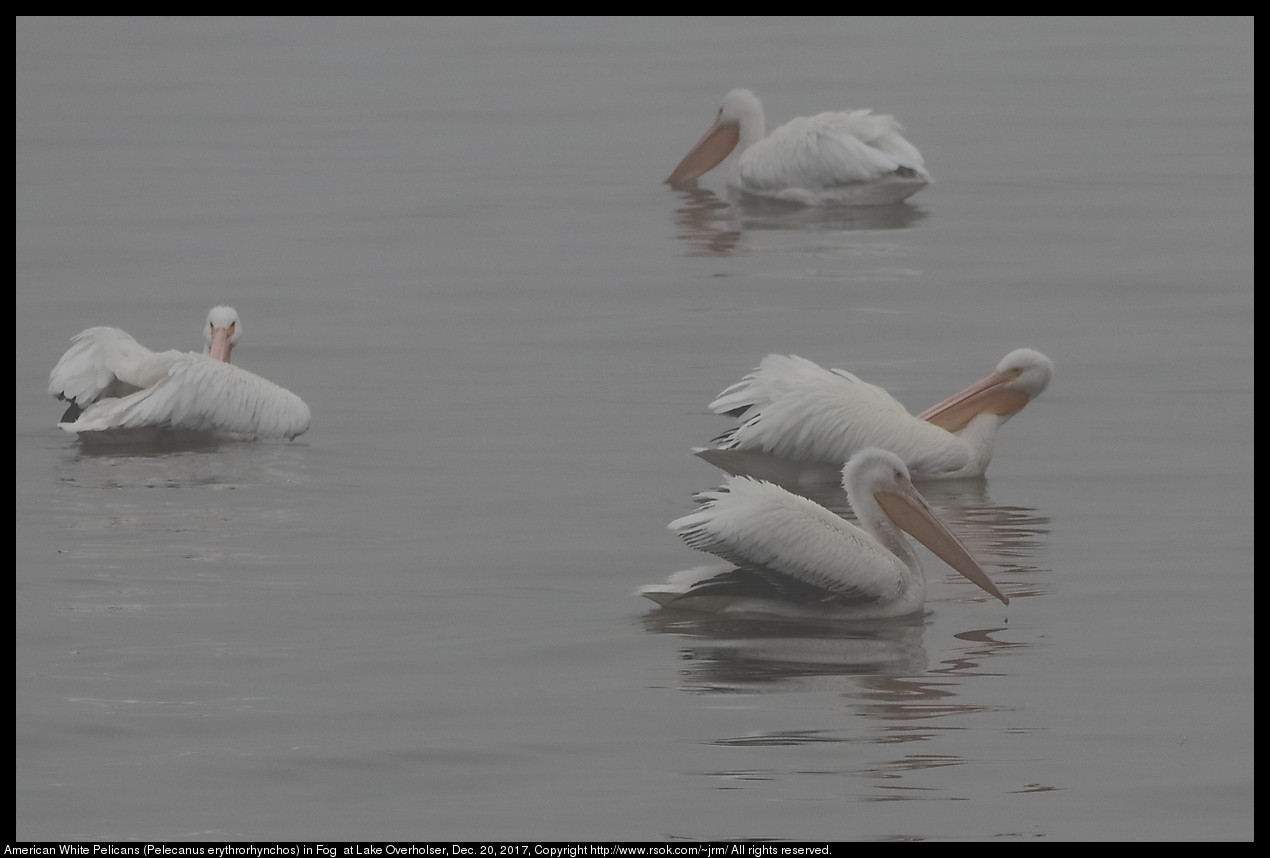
[704,355,978,478]
[48,326,157,409]
[709,354,909,420]
[738,110,929,191]
[669,476,905,605]
[67,354,311,440]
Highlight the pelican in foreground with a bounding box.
[696,350,1053,483]
[641,448,1008,618]
[48,306,311,445]
[665,89,930,206]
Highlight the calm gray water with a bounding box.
[16,17,1253,841]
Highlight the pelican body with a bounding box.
[48,306,311,446]
[666,89,930,206]
[641,448,1008,619]
[696,350,1053,482]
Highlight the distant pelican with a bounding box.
[665,89,930,205]
[696,350,1053,482]
[48,306,311,445]
[641,448,1008,618]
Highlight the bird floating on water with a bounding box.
[695,350,1053,484]
[48,306,311,446]
[640,447,1009,618]
[666,89,930,206]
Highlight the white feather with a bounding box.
[669,476,907,604]
[67,354,310,440]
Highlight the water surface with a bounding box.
[16,16,1253,841]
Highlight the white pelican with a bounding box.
[695,350,1053,482]
[48,306,311,445]
[640,448,1008,618]
[665,89,930,206]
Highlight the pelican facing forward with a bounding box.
[641,448,1008,618]
[49,306,311,445]
[665,89,930,206]
[696,350,1053,483]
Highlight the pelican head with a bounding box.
[844,448,1009,605]
[666,89,766,186]
[204,305,241,363]
[917,348,1053,433]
